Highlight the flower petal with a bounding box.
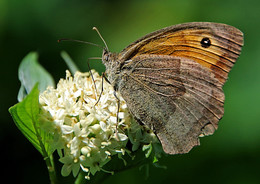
[61,125,73,134]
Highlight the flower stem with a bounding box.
[74,171,85,184]
[45,154,57,184]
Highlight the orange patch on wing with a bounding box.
[131,29,239,84]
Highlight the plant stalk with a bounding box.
[45,154,57,184]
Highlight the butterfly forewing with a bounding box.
[119,22,243,85]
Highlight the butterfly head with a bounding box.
[102,49,110,63]
[102,48,121,86]
[102,49,118,67]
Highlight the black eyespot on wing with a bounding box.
[200,37,211,48]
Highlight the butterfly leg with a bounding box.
[113,90,121,141]
[94,72,111,107]
[87,58,99,98]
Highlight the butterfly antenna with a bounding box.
[58,38,104,50]
[93,27,109,51]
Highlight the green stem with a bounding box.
[45,154,57,184]
[74,171,85,184]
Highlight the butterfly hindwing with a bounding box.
[119,55,224,154]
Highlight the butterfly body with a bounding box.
[102,22,243,154]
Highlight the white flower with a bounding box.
[39,70,159,179]
[39,70,132,178]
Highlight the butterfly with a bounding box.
[100,22,243,154]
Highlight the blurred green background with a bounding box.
[1,0,260,183]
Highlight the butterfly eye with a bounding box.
[102,50,109,62]
[200,37,211,48]
[104,54,109,61]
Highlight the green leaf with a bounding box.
[61,51,79,75]
[142,143,153,158]
[18,52,55,101]
[153,156,158,163]
[9,84,52,156]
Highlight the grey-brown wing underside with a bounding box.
[118,55,224,154]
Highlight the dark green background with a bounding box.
[1,0,260,183]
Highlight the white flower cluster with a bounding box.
[39,70,133,179]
